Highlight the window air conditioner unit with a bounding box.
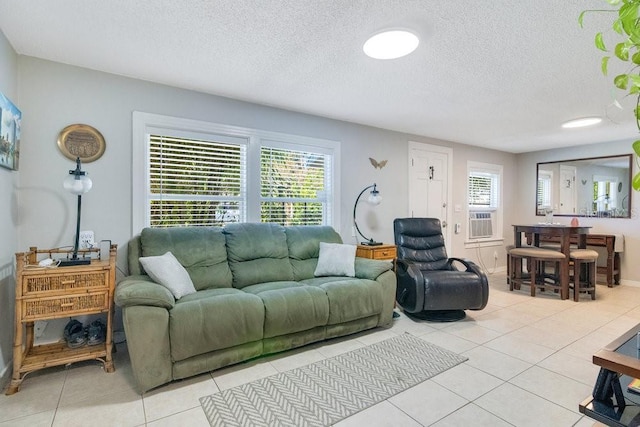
[469,212,493,239]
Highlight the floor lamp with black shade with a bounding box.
[353,183,382,246]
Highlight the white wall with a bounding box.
[16,56,518,274]
[516,141,640,285]
[0,29,18,384]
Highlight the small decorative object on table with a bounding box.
[628,378,640,394]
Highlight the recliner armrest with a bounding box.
[115,275,176,309]
[446,257,489,310]
[446,257,483,275]
[395,260,425,310]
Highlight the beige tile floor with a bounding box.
[1,272,637,426]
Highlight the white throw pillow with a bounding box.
[139,251,196,299]
[314,242,356,277]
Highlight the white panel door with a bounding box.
[558,165,577,214]
[408,142,452,249]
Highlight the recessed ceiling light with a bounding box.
[561,117,602,129]
[363,30,419,60]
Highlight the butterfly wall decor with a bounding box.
[369,158,388,169]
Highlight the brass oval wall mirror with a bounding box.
[536,154,633,218]
[57,124,105,163]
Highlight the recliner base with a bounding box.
[406,309,466,322]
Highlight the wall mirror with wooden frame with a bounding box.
[536,154,633,218]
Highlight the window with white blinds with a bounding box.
[467,161,503,241]
[148,135,245,227]
[260,146,330,225]
[537,170,552,210]
[468,169,499,208]
[132,112,340,231]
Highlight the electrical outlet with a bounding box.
[351,226,356,237]
[79,230,95,249]
[34,320,48,338]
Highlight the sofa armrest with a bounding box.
[115,275,176,309]
[354,257,393,280]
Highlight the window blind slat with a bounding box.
[148,134,245,227]
[260,146,328,225]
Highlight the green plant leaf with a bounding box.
[579,10,587,28]
[633,171,640,191]
[633,140,640,156]
[615,73,629,89]
[632,51,640,64]
[596,32,607,51]
[619,2,639,35]
[613,18,624,34]
[606,0,622,5]
[602,56,610,75]
[615,42,630,60]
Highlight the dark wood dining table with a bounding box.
[513,224,591,300]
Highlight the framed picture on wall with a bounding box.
[0,92,21,171]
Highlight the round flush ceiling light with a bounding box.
[561,116,602,129]
[363,30,419,59]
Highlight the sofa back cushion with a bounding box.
[139,227,233,290]
[224,223,294,288]
[285,226,342,280]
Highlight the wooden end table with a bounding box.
[580,324,640,426]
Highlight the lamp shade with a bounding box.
[63,174,92,195]
[63,157,92,195]
[367,188,382,205]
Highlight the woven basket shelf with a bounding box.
[5,245,118,395]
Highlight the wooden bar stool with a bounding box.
[506,244,514,285]
[506,244,537,288]
[570,249,598,301]
[508,247,566,298]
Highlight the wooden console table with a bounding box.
[526,233,621,287]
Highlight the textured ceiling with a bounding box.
[0,0,636,153]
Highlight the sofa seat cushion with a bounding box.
[169,289,264,362]
[301,278,383,324]
[242,282,329,338]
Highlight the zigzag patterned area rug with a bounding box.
[199,333,467,427]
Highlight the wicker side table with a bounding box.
[5,245,117,395]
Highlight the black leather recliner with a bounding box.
[394,218,489,321]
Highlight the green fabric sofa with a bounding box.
[115,223,396,393]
